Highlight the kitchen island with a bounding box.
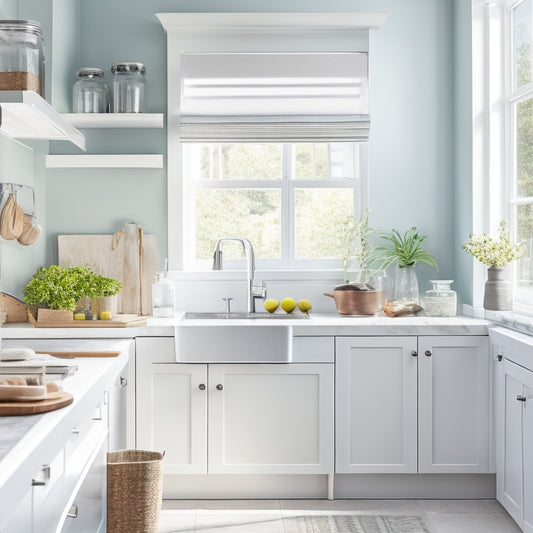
[0,339,132,533]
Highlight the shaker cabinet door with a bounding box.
[136,337,207,474]
[335,336,418,474]
[497,359,533,532]
[418,336,490,474]
[208,363,334,475]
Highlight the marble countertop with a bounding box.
[0,339,131,510]
[1,314,490,338]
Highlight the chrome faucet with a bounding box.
[212,237,267,313]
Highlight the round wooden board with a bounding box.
[0,391,73,416]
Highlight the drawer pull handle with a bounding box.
[32,464,50,486]
[216,384,223,391]
[67,504,79,518]
[517,395,527,402]
[199,383,206,390]
[120,376,128,388]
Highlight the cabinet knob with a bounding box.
[411,350,418,357]
[198,383,206,390]
[425,350,432,357]
[67,504,79,518]
[216,384,224,391]
[32,464,51,486]
[517,395,527,402]
[120,376,128,388]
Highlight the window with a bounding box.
[507,0,533,313]
[182,142,364,269]
[158,13,386,272]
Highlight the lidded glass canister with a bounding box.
[73,67,108,113]
[0,20,45,96]
[422,280,457,317]
[111,61,146,113]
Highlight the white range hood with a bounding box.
[0,91,85,150]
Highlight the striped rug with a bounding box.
[283,514,431,533]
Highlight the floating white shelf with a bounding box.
[0,91,86,150]
[46,154,163,168]
[60,113,164,129]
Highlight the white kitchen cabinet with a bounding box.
[335,336,418,473]
[335,335,490,475]
[136,337,334,477]
[208,363,334,474]
[418,336,490,473]
[496,358,533,533]
[0,340,131,533]
[0,488,32,533]
[136,337,208,474]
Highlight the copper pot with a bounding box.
[324,287,384,316]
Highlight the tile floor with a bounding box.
[160,499,522,532]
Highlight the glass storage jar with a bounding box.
[111,61,146,113]
[73,67,108,113]
[0,20,45,96]
[422,280,457,317]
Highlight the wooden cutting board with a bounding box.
[33,314,148,328]
[0,391,73,416]
[58,233,157,315]
[1,292,29,323]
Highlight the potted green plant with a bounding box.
[462,220,524,310]
[90,275,123,319]
[342,207,379,283]
[23,265,95,321]
[369,227,438,316]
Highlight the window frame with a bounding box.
[157,12,385,273]
[182,142,366,270]
[505,0,533,313]
[472,0,533,316]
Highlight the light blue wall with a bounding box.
[8,0,473,304]
[0,135,48,297]
[453,0,474,306]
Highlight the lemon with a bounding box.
[264,298,280,313]
[281,297,297,313]
[298,299,312,313]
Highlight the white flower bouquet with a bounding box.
[462,220,525,267]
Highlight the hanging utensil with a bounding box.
[17,185,41,246]
[0,184,24,240]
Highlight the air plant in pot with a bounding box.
[369,227,438,317]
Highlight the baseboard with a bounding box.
[162,473,496,499]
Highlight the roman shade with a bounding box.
[178,52,370,142]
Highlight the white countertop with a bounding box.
[1,314,490,338]
[0,339,131,511]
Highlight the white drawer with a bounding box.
[292,336,334,363]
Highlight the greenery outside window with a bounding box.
[507,0,533,313]
[182,142,363,270]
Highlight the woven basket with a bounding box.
[107,449,164,533]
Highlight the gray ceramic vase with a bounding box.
[483,266,512,311]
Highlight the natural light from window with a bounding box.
[182,142,362,269]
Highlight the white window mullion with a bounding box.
[282,144,293,267]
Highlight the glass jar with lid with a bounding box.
[0,20,45,96]
[73,68,108,113]
[422,280,457,317]
[111,61,146,113]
